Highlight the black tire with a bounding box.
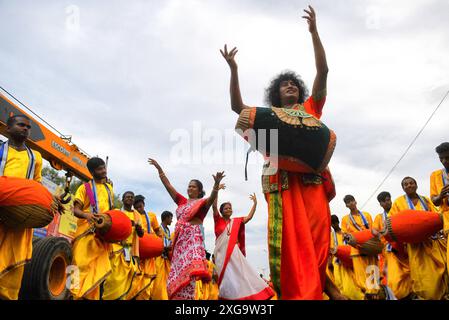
[19,236,72,300]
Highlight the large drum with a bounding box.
[94,210,132,243]
[235,106,337,173]
[345,229,383,256]
[383,210,443,244]
[0,176,58,229]
[332,245,353,269]
[139,233,164,260]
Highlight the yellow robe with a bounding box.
[389,195,448,300]
[135,212,161,300]
[373,214,388,285]
[329,229,364,300]
[150,224,173,300]
[70,182,114,300]
[430,169,449,277]
[341,211,379,296]
[0,146,42,300]
[103,209,140,300]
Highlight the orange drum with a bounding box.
[346,229,383,256]
[334,245,353,269]
[0,176,58,229]
[95,210,132,243]
[139,233,164,260]
[384,210,443,243]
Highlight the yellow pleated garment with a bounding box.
[389,195,448,300]
[102,243,137,300]
[150,255,170,300]
[0,147,42,300]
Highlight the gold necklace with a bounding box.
[226,219,232,236]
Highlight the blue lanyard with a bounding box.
[349,211,369,230]
[406,195,428,211]
[382,210,392,252]
[91,181,99,213]
[442,169,449,187]
[0,141,35,179]
[163,225,171,247]
[90,181,113,213]
[144,212,151,234]
[332,228,338,247]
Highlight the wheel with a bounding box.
[19,236,72,300]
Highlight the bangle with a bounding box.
[159,172,166,178]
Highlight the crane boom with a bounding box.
[0,91,92,181]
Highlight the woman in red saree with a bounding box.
[212,185,275,300]
[220,6,343,300]
[148,158,225,300]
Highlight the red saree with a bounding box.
[167,193,210,300]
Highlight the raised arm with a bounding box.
[148,158,178,203]
[220,44,250,114]
[212,184,226,218]
[302,6,328,99]
[205,171,226,210]
[243,193,257,224]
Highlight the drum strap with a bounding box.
[84,181,114,214]
[144,212,151,234]
[332,228,338,246]
[349,211,369,231]
[383,211,393,252]
[442,169,449,187]
[244,146,255,181]
[0,141,35,179]
[85,181,98,213]
[406,195,429,211]
[331,228,341,264]
[163,225,171,247]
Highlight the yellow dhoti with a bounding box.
[352,255,379,296]
[102,244,136,300]
[150,256,170,300]
[0,226,33,300]
[70,223,112,300]
[385,250,411,299]
[131,258,157,300]
[408,238,448,300]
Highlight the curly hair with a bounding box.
[264,70,309,107]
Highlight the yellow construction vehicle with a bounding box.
[0,86,92,300]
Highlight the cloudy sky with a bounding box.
[1,0,448,276]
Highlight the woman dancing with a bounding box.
[148,158,224,300]
[213,185,275,300]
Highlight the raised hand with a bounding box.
[302,5,317,33]
[148,158,162,172]
[218,183,226,191]
[220,44,238,70]
[249,193,257,204]
[213,171,226,185]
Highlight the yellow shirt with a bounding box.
[373,213,385,232]
[74,181,114,217]
[430,169,449,231]
[389,195,436,216]
[140,211,161,235]
[2,146,42,182]
[123,209,141,247]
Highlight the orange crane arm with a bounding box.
[0,92,92,181]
